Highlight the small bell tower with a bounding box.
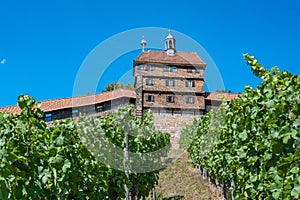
[165,29,176,56]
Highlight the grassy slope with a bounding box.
[155,152,224,200]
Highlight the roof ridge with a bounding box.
[134,50,206,66]
[40,88,131,102]
[145,50,199,54]
[0,88,135,114]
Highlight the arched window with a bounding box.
[165,41,168,49]
[169,40,173,48]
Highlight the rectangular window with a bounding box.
[96,105,103,112]
[163,65,169,72]
[186,97,195,104]
[166,96,174,103]
[44,113,52,122]
[166,79,175,86]
[146,95,154,102]
[145,64,154,71]
[195,67,201,73]
[187,66,193,73]
[139,65,145,70]
[171,66,177,72]
[146,79,154,85]
[72,109,79,117]
[186,80,195,87]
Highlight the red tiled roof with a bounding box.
[0,105,22,114]
[0,89,239,115]
[204,92,239,102]
[134,50,206,66]
[0,89,136,114]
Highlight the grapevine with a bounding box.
[183,55,300,199]
[0,95,170,199]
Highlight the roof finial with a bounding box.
[141,36,147,52]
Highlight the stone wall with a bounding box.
[151,110,202,139]
[143,77,204,93]
[135,64,205,80]
[133,61,206,137]
[134,75,143,118]
[143,93,205,110]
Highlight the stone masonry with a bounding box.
[133,31,206,138]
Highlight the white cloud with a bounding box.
[0,58,6,64]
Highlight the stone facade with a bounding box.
[152,111,202,138]
[142,72,204,93]
[143,93,205,110]
[133,31,207,137]
[135,64,205,79]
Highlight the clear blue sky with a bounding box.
[1,0,300,107]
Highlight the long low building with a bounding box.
[0,88,237,122]
[0,89,136,121]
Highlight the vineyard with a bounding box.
[0,55,300,199]
[0,96,170,199]
[180,55,300,199]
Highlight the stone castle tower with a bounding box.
[133,30,207,138]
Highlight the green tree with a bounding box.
[102,82,134,92]
[124,83,134,90]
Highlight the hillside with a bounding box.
[155,152,224,200]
